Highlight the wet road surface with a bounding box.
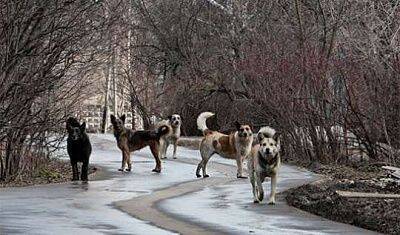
[0,134,379,234]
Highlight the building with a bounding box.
[81,94,143,133]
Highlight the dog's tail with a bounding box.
[155,125,171,139]
[197,112,214,135]
[257,126,276,142]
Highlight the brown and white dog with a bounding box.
[155,114,182,159]
[196,112,253,178]
[248,126,281,204]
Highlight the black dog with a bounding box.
[66,117,92,181]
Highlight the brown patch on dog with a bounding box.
[204,129,214,136]
[213,135,236,157]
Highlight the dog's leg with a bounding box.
[159,138,166,159]
[164,141,170,158]
[268,173,277,205]
[201,157,211,178]
[236,156,247,178]
[250,170,259,203]
[119,150,127,171]
[81,160,89,181]
[256,175,264,202]
[172,140,178,159]
[196,144,206,178]
[71,160,79,181]
[150,143,162,173]
[126,151,132,171]
[196,159,204,178]
[199,146,213,178]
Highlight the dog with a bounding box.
[155,114,182,159]
[110,114,170,172]
[66,117,92,181]
[196,112,253,178]
[248,126,281,204]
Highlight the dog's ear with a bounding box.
[66,117,77,131]
[110,114,116,124]
[66,119,72,131]
[249,124,254,132]
[234,121,241,131]
[80,122,86,132]
[273,132,282,144]
[257,132,264,142]
[120,114,126,123]
[167,115,172,121]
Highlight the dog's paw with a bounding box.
[152,168,161,173]
[237,175,248,179]
[125,168,131,172]
[268,200,276,205]
[118,168,124,172]
[196,174,202,178]
[173,156,177,159]
[72,178,79,181]
[253,200,260,204]
[203,174,210,178]
[81,175,88,181]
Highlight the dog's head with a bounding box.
[258,133,281,159]
[66,117,86,141]
[168,114,181,128]
[234,121,253,139]
[110,114,126,133]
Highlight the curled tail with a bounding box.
[156,125,170,139]
[197,112,215,135]
[257,126,277,142]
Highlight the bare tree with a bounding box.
[0,0,109,180]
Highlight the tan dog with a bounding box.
[196,112,253,178]
[248,126,281,204]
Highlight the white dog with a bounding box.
[156,114,182,159]
[248,126,281,204]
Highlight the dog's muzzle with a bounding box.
[262,148,277,159]
[239,132,248,137]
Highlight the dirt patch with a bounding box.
[286,163,400,234]
[0,158,97,188]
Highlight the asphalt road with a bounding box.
[0,134,379,235]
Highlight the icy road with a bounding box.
[0,134,378,234]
